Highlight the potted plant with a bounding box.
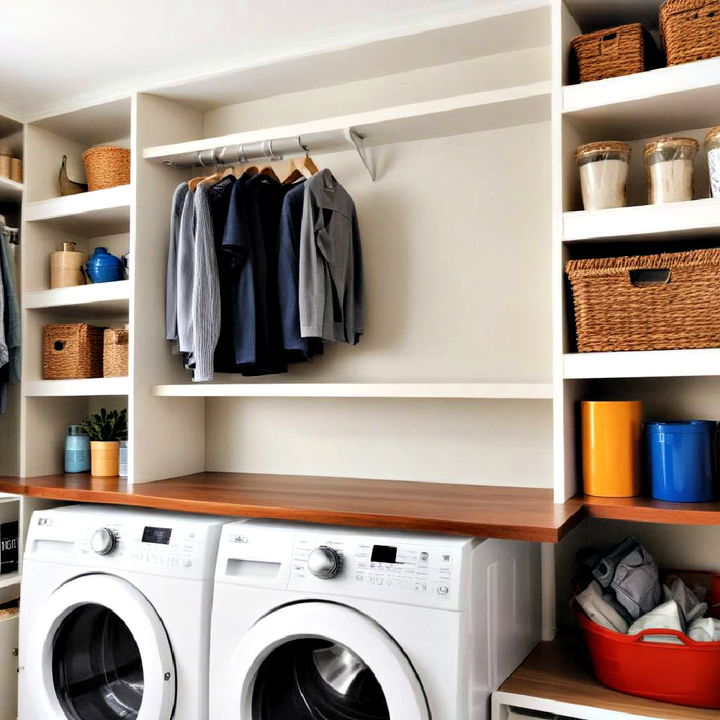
[82,408,128,477]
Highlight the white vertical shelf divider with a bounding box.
[130,93,206,483]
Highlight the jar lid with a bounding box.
[575,141,631,161]
[68,424,87,436]
[706,126,720,146]
[646,420,716,434]
[644,137,699,155]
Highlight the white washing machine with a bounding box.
[210,519,541,720]
[19,504,228,720]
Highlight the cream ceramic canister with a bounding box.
[50,242,87,288]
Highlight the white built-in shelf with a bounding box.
[24,185,131,237]
[0,176,23,203]
[153,382,554,399]
[0,573,20,590]
[24,377,129,397]
[564,349,720,380]
[25,280,130,317]
[563,57,720,138]
[143,82,551,165]
[563,198,720,243]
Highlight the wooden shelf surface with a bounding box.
[498,638,720,719]
[584,494,720,527]
[0,473,584,543]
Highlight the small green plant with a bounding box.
[81,408,128,442]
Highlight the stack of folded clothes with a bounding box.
[576,536,720,643]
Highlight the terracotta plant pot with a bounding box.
[90,441,120,477]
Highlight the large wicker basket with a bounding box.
[103,327,129,378]
[566,249,720,353]
[43,323,105,379]
[81,146,130,191]
[661,0,720,65]
[570,24,662,83]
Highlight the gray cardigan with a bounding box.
[298,169,364,344]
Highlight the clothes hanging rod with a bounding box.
[162,130,375,180]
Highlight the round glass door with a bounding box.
[252,638,389,719]
[27,574,176,720]
[220,602,429,720]
[53,603,144,719]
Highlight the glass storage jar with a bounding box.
[644,136,699,204]
[705,126,720,199]
[576,141,632,211]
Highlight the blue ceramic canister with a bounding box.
[65,425,90,473]
[647,421,716,502]
[85,247,124,283]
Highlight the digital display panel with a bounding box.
[371,545,398,564]
[142,526,172,545]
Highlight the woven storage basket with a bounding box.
[81,146,130,191]
[43,323,105,379]
[570,23,663,83]
[661,0,720,65]
[103,327,129,378]
[566,248,720,353]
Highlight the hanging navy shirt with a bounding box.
[277,180,323,362]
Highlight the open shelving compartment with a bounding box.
[129,3,557,490]
[19,98,131,482]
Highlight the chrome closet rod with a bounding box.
[163,129,375,181]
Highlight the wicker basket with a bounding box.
[661,0,720,65]
[103,327,129,378]
[43,323,105,379]
[570,24,663,82]
[566,248,720,353]
[81,146,130,191]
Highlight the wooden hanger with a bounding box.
[283,150,319,184]
[188,149,224,191]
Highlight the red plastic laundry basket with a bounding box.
[575,602,720,709]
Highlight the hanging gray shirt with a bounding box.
[299,169,364,344]
[191,183,221,382]
[166,182,188,342]
[176,189,196,358]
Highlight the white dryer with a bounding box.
[210,520,540,720]
[19,504,228,720]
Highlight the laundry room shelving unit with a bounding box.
[19,98,131,483]
[491,0,720,717]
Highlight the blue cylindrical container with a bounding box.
[647,421,716,502]
[85,247,124,283]
[65,425,90,473]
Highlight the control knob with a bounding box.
[308,546,342,579]
[91,528,117,556]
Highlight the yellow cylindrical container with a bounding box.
[90,441,120,477]
[50,242,87,289]
[582,400,643,497]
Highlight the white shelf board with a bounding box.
[153,382,554,399]
[0,177,23,203]
[564,349,720,380]
[563,57,720,138]
[0,573,20,590]
[24,185,131,237]
[24,377,129,397]
[563,198,720,243]
[143,82,551,165]
[25,280,130,316]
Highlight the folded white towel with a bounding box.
[688,617,720,642]
[577,581,629,633]
[627,600,684,644]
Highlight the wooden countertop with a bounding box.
[500,637,720,719]
[0,472,585,543]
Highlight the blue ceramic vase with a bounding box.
[85,247,123,283]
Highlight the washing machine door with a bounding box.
[26,574,176,720]
[220,601,430,720]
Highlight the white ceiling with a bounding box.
[0,0,543,121]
